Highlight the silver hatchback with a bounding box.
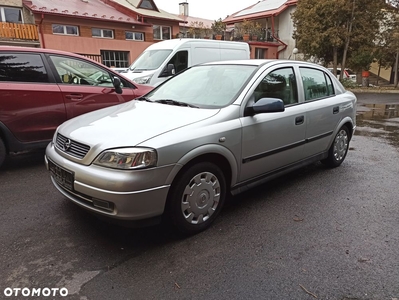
[45,60,356,234]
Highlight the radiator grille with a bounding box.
[55,133,90,159]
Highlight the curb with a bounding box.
[348,88,399,94]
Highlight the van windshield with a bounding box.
[129,50,172,71]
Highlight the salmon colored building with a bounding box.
[22,0,182,67]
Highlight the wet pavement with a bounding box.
[1,92,398,299]
[356,103,399,148]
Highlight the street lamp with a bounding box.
[292,48,298,60]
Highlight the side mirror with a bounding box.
[245,98,285,116]
[167,64,175,76]
[113,76,123,94]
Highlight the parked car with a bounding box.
[0,46,153,168]
[45,60,357,234]
[327,67,357,82]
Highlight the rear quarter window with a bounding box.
[0,53,49,83]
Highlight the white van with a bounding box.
[121,38,250,86]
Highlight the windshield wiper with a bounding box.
[136,96,153,102]
[154,99,198,108]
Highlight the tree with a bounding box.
[188,21,205,38]
[211,18,226,35]
[292,0,385,79]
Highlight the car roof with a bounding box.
[203,59,329,69]
[0,46,87,59]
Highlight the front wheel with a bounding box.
[321,125,350,168]
[167,162,226,235]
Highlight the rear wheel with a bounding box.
[321,125,350,168]
[0,138,6,168]
[167,162,226,235]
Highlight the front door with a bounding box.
[239,67,307,182]
[47,55,135,119]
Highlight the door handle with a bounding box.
[333,106,339,114]
[295,116,304,125]
[65,94,83,101]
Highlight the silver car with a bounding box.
[45,60,357,234]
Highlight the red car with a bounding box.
[0,46,153,168]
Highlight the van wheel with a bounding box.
[167,162,226,235]
[0,138,6,168]
[321,125,349,168]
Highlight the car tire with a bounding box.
[321,125,350,168]
[0,137,6,168]
[167,162,227,235]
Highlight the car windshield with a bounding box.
[144,64,257,108]
[129,50,172,71]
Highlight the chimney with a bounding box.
[179,1,189,16]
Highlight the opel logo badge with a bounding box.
[62,139,72,151]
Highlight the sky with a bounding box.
[156,0,259,20]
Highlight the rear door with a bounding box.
[298,67,346,157]
[0,51,66,143]
[46,54,135,119]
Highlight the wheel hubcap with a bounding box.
[181,172,221,225]
[333,129,348,161]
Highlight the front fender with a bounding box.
[165,144,239,187]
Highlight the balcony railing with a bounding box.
[0,22,39,41]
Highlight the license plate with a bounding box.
[48,160,74,191]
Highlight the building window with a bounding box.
[125,31,144,41]
[255,48,267,59]
[101,50,129,68]
[138,0,156,10]
[0,7,23,23]
[52,24,79,36]
[153,25,171,40]
[92,28,114,39]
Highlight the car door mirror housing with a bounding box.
[167,63,175,76]
[159,64,176,78]
[245,98,285,116]
[113,76,123,94]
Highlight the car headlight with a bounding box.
[94,148,157,170]
[132,75,152,84]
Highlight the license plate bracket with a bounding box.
[48,160,74,191]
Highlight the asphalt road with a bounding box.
[1,93,398,300]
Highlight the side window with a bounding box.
[253,67,298,105]
[300,68,330,101]
[326,72,334,96]
[0,53,48,83]
[49,55,119,87]
[168,51,188,73]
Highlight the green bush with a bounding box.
[340,78,358,89]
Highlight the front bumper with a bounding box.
[45,143,173,221]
